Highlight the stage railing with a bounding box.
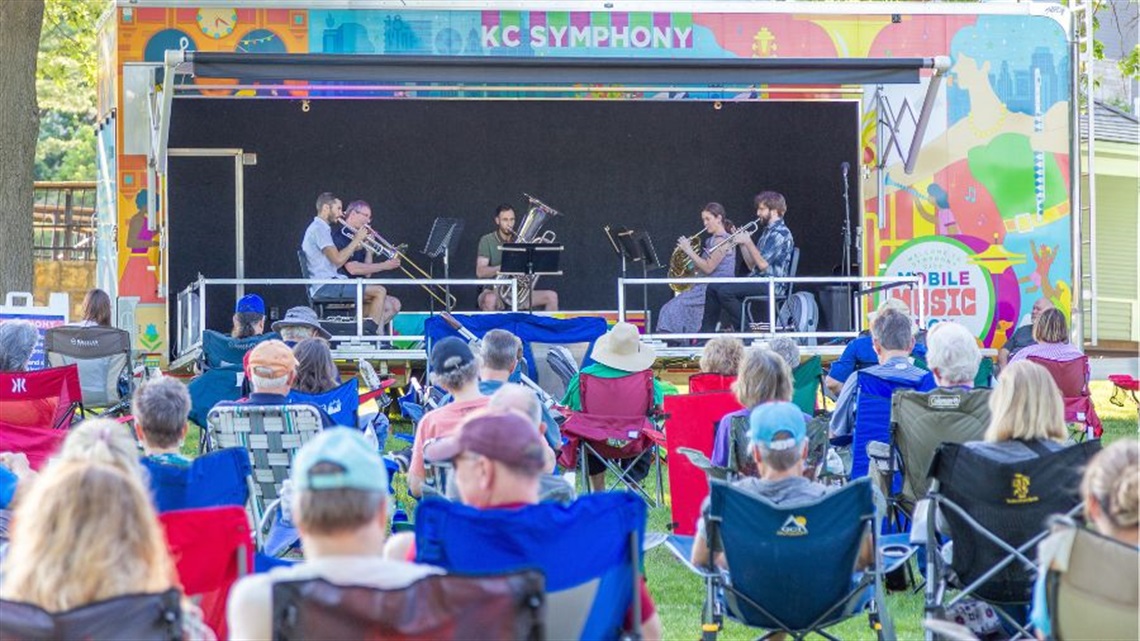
[175,276,517,361]
[617,275,925,341]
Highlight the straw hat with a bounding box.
[591,322,656,372]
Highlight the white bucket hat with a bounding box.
[590,322,656,372]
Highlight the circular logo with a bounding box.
[882,236,995,339]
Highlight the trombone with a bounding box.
[339,219,458,310]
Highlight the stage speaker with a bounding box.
[820,286,852,332]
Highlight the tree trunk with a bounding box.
[0,0,45,299]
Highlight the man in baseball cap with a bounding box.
[215,339,334,426]
[231,293,267,339]
[228,428,440,639]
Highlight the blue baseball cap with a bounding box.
[235,294,265,315]
[430,336,476,374]
[749,402,807,451]
[291,428,389,493]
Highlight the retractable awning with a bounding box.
[180,52,944,87]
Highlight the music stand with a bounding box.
[500,243,563,313]
[423,217,464,312]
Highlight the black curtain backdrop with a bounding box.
[168,98,857,333]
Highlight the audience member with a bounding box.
[76,288,113,327]
[227,429,439,640]
[0,460,215,639]
[476,329,561,453]
[231,294,266,339]
[407,337,488,497]
[1030,438,1138,638]
[561,322,664,492]
[489,383,559,473]
[58,418,144,477]
[1009,307,1087,379]
[997,297,1052,371]
[696,402,831,568]
[0,452,34,510]
[767,336,801,373]
[925,321,981,389]
[711,347,795,471]
[824,298,914,396]
[271,306,330,346]
[700,336,745,377]
[830,308,931,440]
[389,411,663,640]
[0,320,38,372]
[981,360,1067,447]
[131,376,193,467]
[214,340,333,426]
[292,337,339,395]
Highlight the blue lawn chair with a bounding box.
[287,379,359,429]
[140,447,251,513]
[668,478,904,641]
[187,330,279,432]
[413,492,647,641]
[849,369,935,482]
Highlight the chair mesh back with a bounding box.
[272,572,546,640]
[891,388,990,503]
[1048,527,1139,641]
[712,478,872,632]
[44,327,131,407]
[930,440,1100,603]
[207,405,323,509]
[0,590,182,640]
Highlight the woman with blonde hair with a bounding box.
[710,348,795,471]
[0,460,214,639]
[1030,439,1139,637]
[690,336,744,393]
[983,360,1067,444]
[58,417,144,477]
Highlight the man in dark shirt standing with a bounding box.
[700,191,795,333]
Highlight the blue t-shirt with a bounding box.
[0,466,18,509]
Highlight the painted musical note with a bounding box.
[965,186,977,203]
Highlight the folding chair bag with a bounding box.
[44,326,131,408]
[664,391,742,535]
[287,379,360,429]
[0,364,82,431]
[890,387,990,505]
[272,572,545,641]
[711,478,876,633]
[850,369,936,481]
[1043,526,1139,641]
[0,589,183,640]
[414,493,646,641]
[929,440,1100,604]
[141,447,251,512]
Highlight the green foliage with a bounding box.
[35,0,102,182]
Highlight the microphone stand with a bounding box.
[840,162,854,330]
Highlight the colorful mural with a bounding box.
[104,4,1072,356]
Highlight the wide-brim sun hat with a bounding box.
[271,306,332,340]
[590,322,656,372]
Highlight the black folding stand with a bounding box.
[500,242,563,313]
[423,217,464,312]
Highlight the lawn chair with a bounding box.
[1038,517,1139,641]
[0,365,83,469]
[871,387,991,531]
[141,446,251,513]
[206,404,323,546]
[923,440,1101,637]
[558,370,665,506]
[160,505,253,639]
[664,390,742,535]
[414,492,647,641]
[846,369,937,482]
[272,571,545,640]
[186,330,278,435]
[44,325,133,417]
[0,589,183,640]
[1027,356,1102,439]
[688,372,735,394]
[664,477,906,641]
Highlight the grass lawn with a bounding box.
[185,380,1137,640]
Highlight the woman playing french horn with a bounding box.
[658,203,737,335]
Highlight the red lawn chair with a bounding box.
[663,390,742,535]
[1028,355,1102,439]
[160,505,253,639]
[0,365,83,468]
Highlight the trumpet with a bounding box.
[705,218,760,255]
[339,218,458,310]
[666,228,706,294]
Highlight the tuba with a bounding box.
[496,194,560,307]
[667,229,705,294]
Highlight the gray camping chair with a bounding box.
[44,325,133,415]
[206,404,323,546]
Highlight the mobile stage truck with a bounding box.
[93,1,1084,368]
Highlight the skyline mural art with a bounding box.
[100,4,1073,356]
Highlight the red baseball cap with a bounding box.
[424,410,546,474]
